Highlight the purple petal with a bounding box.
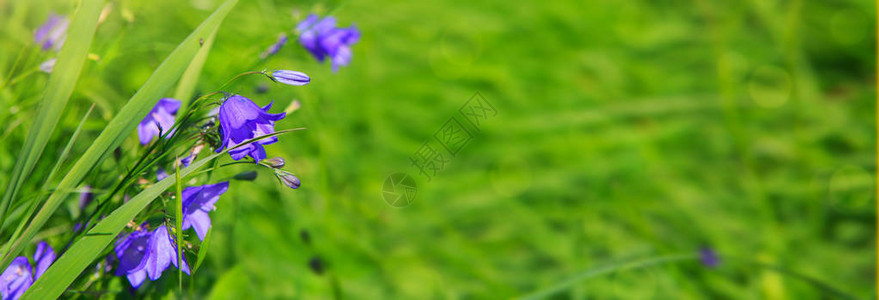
[181,182,229,241]
[295,14,320,32]
[33,242,55,280]
[126,269,147,289]
[115,230,151,275]
[0,257,33,300]
[145,226,173,280]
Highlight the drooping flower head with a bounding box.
[34,14,69,51]
[216,95,285,162]
[114,227,151,288]
[0,242,55,300]
[182,182,229,241]
[137,98,181,145]
[144,225,189,280]
[115,225,189,288]
[297,14,360,72]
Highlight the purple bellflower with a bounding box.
[181,182,229,241]
[137,98,181,145]
[0,242,55,300]
[0,257,32,300]
[34,14,68,51]
[115,225,189,288]
[297,14,360,72]
[216,95,285,162]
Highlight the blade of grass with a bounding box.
[22,128,303,299]
[174,161,184,292]
[518,254,697,300]
[0,0,239,273]
[0,104,95,255]
[174,26,218,111]
[0,0,104,231]
[194,227,213,273]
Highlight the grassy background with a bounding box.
[0,0,876,298]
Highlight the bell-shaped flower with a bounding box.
[297,14,360,72]
[0,257,33,300]
[137,98,181,145]
[114,225,189,288]
[0,242,56,300]
[216,95,285,162]
[114,228,151,288]
[182,182,229,241]
[144,225,190,280]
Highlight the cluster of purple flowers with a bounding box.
[114,182,228,288]
[112,66,310,288]
[297,14,360,72]
[260,14,360,72]
[0,242,55,299]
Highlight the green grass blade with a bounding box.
[22,128,303,299]
[0,0,104,229]
[0,0,239,274]
[194,227,213,274]
[175,162,185,292]
[518,254,697,300]
[174,26,219,110]
[0,104,95,255]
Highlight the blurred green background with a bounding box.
[0,0,876,298]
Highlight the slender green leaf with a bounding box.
[194,227,213,273]
[0,0,104,230]
[1,104,95,255]
[518,254,697,300]
[23,128,303,299]
[175,161,184,292]
[174,26,218,111]
[0,0,239,273]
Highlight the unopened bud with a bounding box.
[263,157,286,168]
[275,171,301,189]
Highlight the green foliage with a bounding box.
[0,0,874,298]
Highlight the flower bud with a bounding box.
[271,70,310,86]
[263,157,286,168]
[275,171,301,189]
